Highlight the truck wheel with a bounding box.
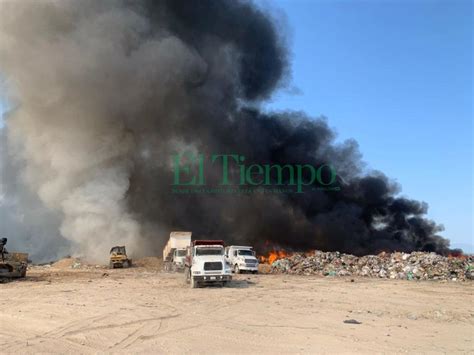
[123,260,129,268]
[191,276,198,288]
[109,261,114,269]
[234,264,240,274]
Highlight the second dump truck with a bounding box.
[163,231,192,272]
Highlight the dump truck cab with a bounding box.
[163,231,192,272]
[185,240,232,288]
[172,248,187,269]
[109,246,132,268]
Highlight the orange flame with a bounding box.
[259,242,317,264]
[259,249,290,264]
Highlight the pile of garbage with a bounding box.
[30,257,104,270]
[269,251,474,281]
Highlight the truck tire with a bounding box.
[234,264,240,274]
[123,260,129,268]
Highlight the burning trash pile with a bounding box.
[266,251,474,281]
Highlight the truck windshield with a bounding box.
[196,248,223,256]
[238,250,253,256]
[176,250,186,257]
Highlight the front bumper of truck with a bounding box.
[193,274,232,282]
[238,265,259,271]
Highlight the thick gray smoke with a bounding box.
[0,0,456,262]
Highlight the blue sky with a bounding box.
[259,0,472,251]
[1,0,472,251]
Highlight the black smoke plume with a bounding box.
[0,0,456,261]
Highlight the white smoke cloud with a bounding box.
[0,0,205,262]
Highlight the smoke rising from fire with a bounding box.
[0,0,455,261]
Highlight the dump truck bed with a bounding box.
[163,231,192,261]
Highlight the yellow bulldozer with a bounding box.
[109,246,132,268]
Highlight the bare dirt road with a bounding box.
[0,259,473,354]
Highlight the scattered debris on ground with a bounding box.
[344,319,362,324]
[269,251,474,281]
[51,257,76,269]
[29,257,103,271]
[29,256,164,272]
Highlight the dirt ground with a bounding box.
[0,260,473,354]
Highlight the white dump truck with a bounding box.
[184,240,232,288]
[163,231,192,272]
[225,245,259,274]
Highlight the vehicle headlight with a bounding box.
[193,271,201,275]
